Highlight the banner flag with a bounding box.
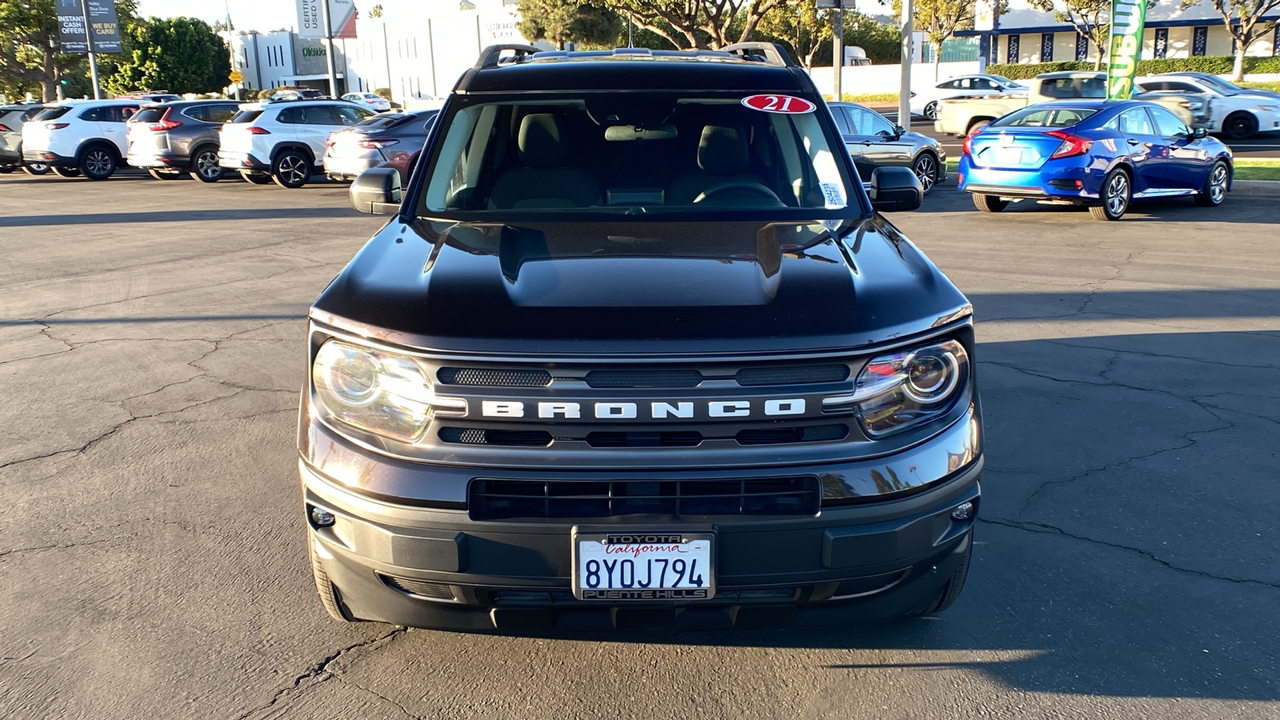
[297,0,357,39]
[1106,0,1148,99]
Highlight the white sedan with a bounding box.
[910,74,1027,120]
[342,92,391,112]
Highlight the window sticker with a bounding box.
[741,94,817,114]
[820,182,846,209]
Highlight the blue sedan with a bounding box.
[958,100,1233,220]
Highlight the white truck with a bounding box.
[934,71,1211,137]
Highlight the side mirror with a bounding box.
[1192,126,1208,139]
[868,166,923,212]
[893,124,906,137]
[349,167,402,215]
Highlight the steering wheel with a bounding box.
[692,181,783,205]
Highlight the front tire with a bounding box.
[972,193,1007,213]
[923,101,938,120]
[272,150,311,189]
[50,166,80,178]
[912,152,940,195]
[310,543,356,623]
[1090,168,1131,221]
[1194,161,1229,207]
[192,149,223,183]
[1223,112,1257,140]
[78,145,117,180]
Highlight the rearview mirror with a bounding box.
[868,166,923,212]
[349,167,402,215]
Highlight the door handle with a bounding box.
[1126,139,1141,145]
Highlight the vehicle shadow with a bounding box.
[0,206,362,227]
[913,186,1280,222]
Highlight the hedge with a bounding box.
[987,55,1280,80]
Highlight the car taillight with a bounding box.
[0,123,10,132]
[357,138,399,149]
[910,92,917,98]
[47,122,70,130]
[248,126,271,134]
[147,119,181,131]
[961,134,972,157]
[1047,131,1092,159]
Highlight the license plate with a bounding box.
[572,530,715,600]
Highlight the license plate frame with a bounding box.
[571,528,716,601]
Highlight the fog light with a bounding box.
[950,501,974,521]
[310,506,336,527]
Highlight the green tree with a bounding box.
[517,0,623,49]
[808,11,900,66]
[757,0,829,68]
[1181,0,1280,80]
[0,0,139,101]
[595,0,797,50]
[368,4,383,19]
[104,17,231,95]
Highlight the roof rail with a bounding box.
[474,43,541,69]
[720,42,795,67]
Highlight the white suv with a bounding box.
[219,100,376,188]
[341,92,391,112]
[21,99,142,179]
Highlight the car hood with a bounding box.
[311,216,970,356]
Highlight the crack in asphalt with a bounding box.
[234,628,409,720]
[0,538,115,560]
[332,676,423,719]
[980,516,1280,591]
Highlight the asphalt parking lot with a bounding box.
[1,173,1277,719]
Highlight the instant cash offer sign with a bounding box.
[1105,0,1148,99]
[297,0,358,39]
[57,0,123,54]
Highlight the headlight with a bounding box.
[824,339,969,438]
[312,339,465,443]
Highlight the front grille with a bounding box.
[469,476,821,520]
[586,431,702,448]
[439,428,553,447]
[735,424,849,445]
[586,369,703,388]
[437,367,551,387]
[735,364,848,386]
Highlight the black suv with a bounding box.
[301,44,981,632]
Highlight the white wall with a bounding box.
[809,61,982,97]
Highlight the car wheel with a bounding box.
[906,536,972,616]
[924,101,938,120]
[146,168,185,180]
[78,145,117,180]
[0,164,13,174]
[912,153,940,195]
[1090,168,1131,221]
[272,150,311,188]
[192,149,222,183]
[310,543,356,622]
[239,170,272,185]
[23,162,50,175]
[972,193,1007,213]
[1222,112,1257,140]
[1194,160,1230,207]
[50,166,81,178]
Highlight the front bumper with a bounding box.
[301,410,983,632]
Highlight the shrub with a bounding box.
[374,87,391,100]
[988,56,1280,80]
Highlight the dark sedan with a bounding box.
[829,101,947,194]
[323,109,439,182]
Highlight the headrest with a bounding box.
[518,113,569,168]
[697,124,748,175]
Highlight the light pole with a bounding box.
[832,1,843,102]
[897,0,913,128]
[320,0,339,96]
[80,0,100,99]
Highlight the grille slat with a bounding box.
[437,367,551,387]
[735,365,849,386]
[586,369,703,388]
[735,424,849,446]
[439,428,553,447]
[470,476,820,520]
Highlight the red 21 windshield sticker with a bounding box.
[741,94,817,114]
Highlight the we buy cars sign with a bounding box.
[56,0,123,54]
[297,0,357,39]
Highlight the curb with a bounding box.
[1231,179,1280,196]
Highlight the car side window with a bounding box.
[208,104,240,123]
[1118,107,1155,135]
[831,106,851,134]
[337,107,365,126]
[182,106,208,122]
[302,105,340,125]
[1149,106,1189,137]
[1167,82,1203,94]
[973,78,996,90]
[277,107,302,124]
[80,107,105,121]
[864,109,896,137]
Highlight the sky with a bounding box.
[135,0,299,32]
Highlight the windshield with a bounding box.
[33,106,72,121]
[991,106,1098,128]
[990,75,1021,87]
[131,107,165,124]
[418,93,856,217]
[1193,75,1239,95]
